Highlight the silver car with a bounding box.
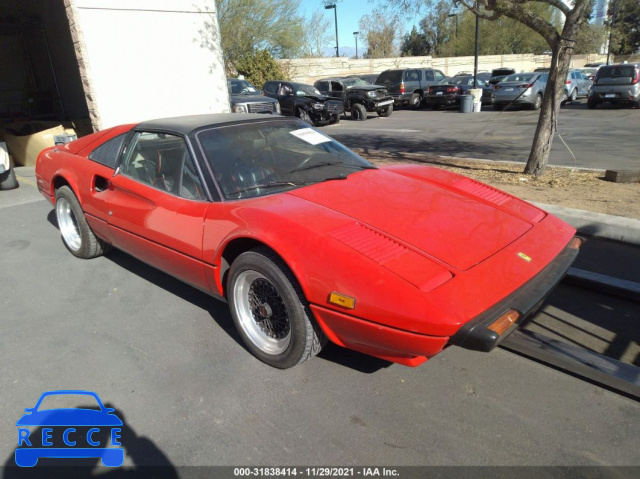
[588,63,640,109]
[562,69,592,104]
[493,72,548,110]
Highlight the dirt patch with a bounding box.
[354,149,640,220]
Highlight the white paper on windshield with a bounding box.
[289,128,332,145]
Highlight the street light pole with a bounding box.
[325,4,339,57]
[473,1,479,88]
[447,14,458,56]
[353,31,359,59]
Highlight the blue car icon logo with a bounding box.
[16,390,124,467]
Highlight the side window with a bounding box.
[434,71,445,82]
[331,81,343,92]
[279,84,292,96]
[88,134,126,169]
[316,81,328,92]
[120,132,205,200]
[263,82,278,95]
[405,70,420,82]
[424,71,435,82]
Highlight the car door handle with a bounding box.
[94,175,110,192]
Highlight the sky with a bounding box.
[299,0,424,56]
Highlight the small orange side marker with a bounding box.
[487,310,520,336]
[569,237,582,249]
[329,292,356,309]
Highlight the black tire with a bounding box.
[569,88,578,102]
[0,166,19,190]
[329,114,340,124]
[410,93,422,109]
[227,247,327,369]
[296,107,313,126]
[351,103,367,121]
[431,104,441,111]
[54,185,111,259]
[377,104,393,117]
[531,94,542,110]
[587,97,597,109]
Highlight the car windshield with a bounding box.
[295,85,322,96]
[228,80,259,95]
[342,77,370,87]
[197,119,375,200]
[504,73,536,82]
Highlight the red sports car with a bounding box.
[35,114,580,369]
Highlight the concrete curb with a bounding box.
[533,202,640,246]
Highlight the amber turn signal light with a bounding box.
[329,292,356,309]
[487,310,520,336]
[569,237,582,250]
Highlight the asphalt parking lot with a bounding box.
[1,173,639,474]
[325,99,640,170]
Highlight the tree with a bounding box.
[401,26,431,56]
[301,10,333,57]
[214,0,306,74]
[382,0,595,177]
[359,9,402,58]
[608,0,640,55]
[419,0,456,56]
[234,49,288,88]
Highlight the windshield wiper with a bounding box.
[228,181,302,196]
[289,161,374,174]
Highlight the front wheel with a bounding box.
[377,104,393,117]
[296,107,313,125]
[329,114,341,124]
[228,247,327,369]
[569,88,578,101]
[351,103,367,121]
[55,185,110,259]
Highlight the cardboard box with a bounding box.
[0,124,75,166]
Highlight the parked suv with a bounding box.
[562,69,592,104]
[314,77,393,120]
[262,81,344,126]
[375,68,446,108]
[587,63,640,109]
[228,78,280,114]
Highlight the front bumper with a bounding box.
[448,237,581,352]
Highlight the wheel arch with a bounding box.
[218,237,307,303]
[51,174,80,203]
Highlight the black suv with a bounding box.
[488,68,516,85]
[262,81,344,126]
[375,68,446,108]
[314,77,393,120]
[227,78,280,114]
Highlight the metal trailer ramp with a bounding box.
[501,329,640,399]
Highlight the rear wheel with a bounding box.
[351,103,367,121]
[531,94,542,110]
[54,185,110,259]
[587,97,597,109]
[410,93,422,109]
[377,104,393,117]
[569,88,578,101]
[228,247,327,369]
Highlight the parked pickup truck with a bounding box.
[314,77,393,120]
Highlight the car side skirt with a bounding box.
[310,305,449,367]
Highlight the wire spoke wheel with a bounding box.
[56,197,82,252]
[228,247,327,368]
[233,271,291,355]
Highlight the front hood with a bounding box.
[347,85,385,92]
[232,94,276,103]
[288,168,534,270]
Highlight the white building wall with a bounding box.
[73,0,229,129]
